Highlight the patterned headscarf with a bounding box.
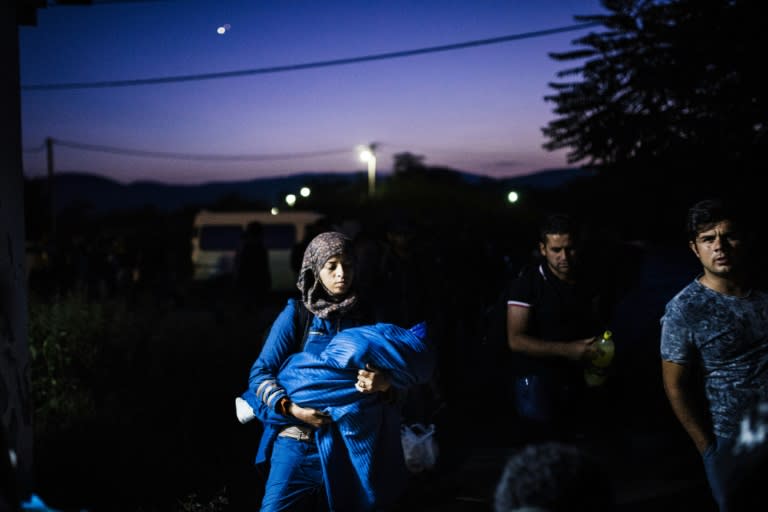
[297,231,358,319]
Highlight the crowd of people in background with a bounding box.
[16,197,768,512]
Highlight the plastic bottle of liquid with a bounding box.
[584,330,615,387]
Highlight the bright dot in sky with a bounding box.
[285,194,297,206]
[216,24,231,35]
[507,191,519,203]
[300,187,311,197]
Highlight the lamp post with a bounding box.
[359,143,378,197]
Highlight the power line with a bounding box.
[21,22,600,91]
[49,0,167,6]
[23,143,47,153]
[47,138,352,161]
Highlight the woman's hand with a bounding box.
[289,402,331,428]
[356,364,391,394]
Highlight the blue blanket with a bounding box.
[253,321,433,511]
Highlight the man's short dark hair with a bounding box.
[538,213,577,244]
[686,198,742,243]
[494,442,615,512]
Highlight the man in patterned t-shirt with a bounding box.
[660,198,768,512]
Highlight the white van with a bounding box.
[191,209,324,291]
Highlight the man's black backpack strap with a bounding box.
[294,302,312,351]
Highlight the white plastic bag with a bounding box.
[235,397,256,424]
[400,423,438,473]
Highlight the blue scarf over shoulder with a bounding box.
[257,321,433,511]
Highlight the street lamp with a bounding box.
[359,143,378,196]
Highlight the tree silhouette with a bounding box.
[542,0,767,179]
[393,152,427,175]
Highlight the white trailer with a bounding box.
[191,209,324,291]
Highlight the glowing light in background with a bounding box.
[216,23,231,35]
[358,144,377,196]
[300,187,311,198]
[507,190,519,203]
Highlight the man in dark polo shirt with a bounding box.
[505,213,612,444]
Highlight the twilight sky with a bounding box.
[19,0,605,185]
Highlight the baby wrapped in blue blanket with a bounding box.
[238,321,433,511]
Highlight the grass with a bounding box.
[29,284,283,511]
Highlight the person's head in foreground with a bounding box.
[494,442,615,512]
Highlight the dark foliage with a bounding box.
[543,0,768,185]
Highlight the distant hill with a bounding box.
[36,171,365,213]
[28,167,594,213]
[499,166,595,189]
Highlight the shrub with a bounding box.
[27,291,131,434]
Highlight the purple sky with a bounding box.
[19,0,604,185]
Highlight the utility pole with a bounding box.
[46,136,55,240]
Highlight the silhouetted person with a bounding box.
[370,217,444,434]
[234,221,271,306]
